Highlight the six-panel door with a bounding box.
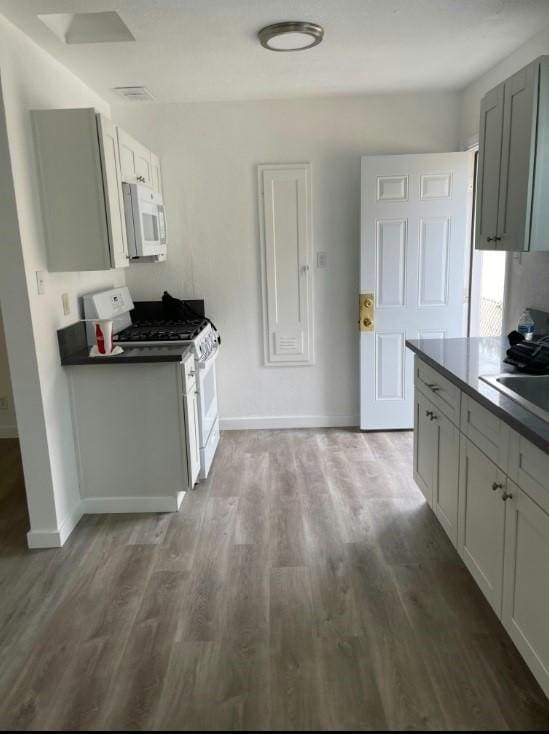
[360,152,472,429]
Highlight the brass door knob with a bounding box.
[363,317,372,327]
[364,299,373,308]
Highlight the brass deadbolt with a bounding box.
[359,292,375,332]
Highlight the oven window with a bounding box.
[142,212,158,242]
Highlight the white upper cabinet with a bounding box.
[96,115,129,269]
[32,108,164,272]
[258,163,314,366]
[117,127,154,187]
[476,56,549,251]
[150,152,162,195]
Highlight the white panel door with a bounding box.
[259,163,313,366]
[360,152,472,429]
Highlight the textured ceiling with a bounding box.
[1,0,549,104]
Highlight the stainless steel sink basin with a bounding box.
[481,374,549,422]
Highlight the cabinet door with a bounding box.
[433,410,460,546]
[117,127,153,186]
[183,388,201,488]
[414,390,437,506]
[96,115,129,269]
[503,484,549,698]
[150,152,162,194]
[497,63,539,251]
[458,438,506,614]
[476,84,504,249]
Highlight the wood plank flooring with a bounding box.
[0,430,548,731]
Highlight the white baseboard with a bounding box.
[26,493,184,548]
[0,425,17,439]
[219,415,360,430]
[81,494,183,514]
[27,501,83,549]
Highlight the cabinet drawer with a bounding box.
[460,394,510,472]
[508,432,549,515]
[415,357,460,426]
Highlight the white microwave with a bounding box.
[122,182,167,259]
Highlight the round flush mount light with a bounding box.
[258,21,324,52]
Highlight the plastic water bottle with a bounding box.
[518,309,535,341]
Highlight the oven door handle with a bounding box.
[199,344,219,370]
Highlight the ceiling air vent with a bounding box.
[112,86,155,102]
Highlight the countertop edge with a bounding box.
[406,339,549,454]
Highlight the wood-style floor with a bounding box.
[0,430,548,731]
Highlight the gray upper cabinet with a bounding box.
[32,108,163,272]
[33,108,118,271]
[477,84,504,249]
[476,56,549,251]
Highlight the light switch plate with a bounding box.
[316,251,328,269]
[35,270,46,295]
[62,292,70,315]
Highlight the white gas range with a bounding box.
[83,287,220,480]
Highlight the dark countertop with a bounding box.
[61,344,192,366]
[406,336,549,454]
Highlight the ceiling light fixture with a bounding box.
[258,21,324,52]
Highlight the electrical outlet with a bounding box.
[62,292,70,315]
[35,270,46,295]
[0,397,8,411]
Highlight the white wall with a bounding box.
[0,15,121,546]
[113,93,460,428]
[460,25,549,333]
[0,305,16,437]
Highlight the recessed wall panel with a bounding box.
[421,173,452,200]
[377,175,408,201]
[418,217,450,306]
[375,332,404,400]
[376,219,406,307]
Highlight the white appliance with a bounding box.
[86,292,221,480]
[82,286,133,346]
[122,182,167,260]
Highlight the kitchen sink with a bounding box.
[481,373,549,422]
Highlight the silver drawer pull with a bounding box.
[492,482,503,491]
[426,383,440,392]
[502,491,513,502]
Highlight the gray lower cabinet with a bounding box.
[503,485,549,695]
[413,356,549,698]
[458,437,507,615]
[414,386,459,545]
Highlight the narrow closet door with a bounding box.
[258,163,313,366]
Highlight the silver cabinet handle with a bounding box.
[426,383,440,392]
[502,490,513,502]
[430,413,438,421]
[492,482,503,491]
[486,236,502,242]
[425,410,433,418]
